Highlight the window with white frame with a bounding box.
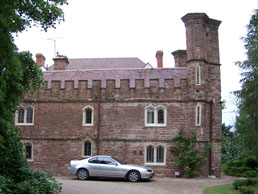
[15,106,34,125]
[82,106,94,126]
[196,103,201,126]
[196,65,201,85]
[145,144,166,165]
[23,142,33,161]
[82,140,92,157]
[145,105,166,126]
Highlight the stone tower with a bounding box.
[183,13,222,176]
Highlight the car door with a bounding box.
[87,157,100,177]
[97,156,125,178]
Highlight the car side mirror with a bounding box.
[114,162,118,166]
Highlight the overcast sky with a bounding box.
[14,0,257,126]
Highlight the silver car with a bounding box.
[68,155,155,182]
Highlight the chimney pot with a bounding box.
[36,53,46,68]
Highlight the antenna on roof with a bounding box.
[47,37,63,57]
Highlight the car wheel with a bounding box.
[77,168,89,180]
[127,171,140,182]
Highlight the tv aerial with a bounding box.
[47,37,63,57]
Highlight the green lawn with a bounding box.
[203,184,258,194]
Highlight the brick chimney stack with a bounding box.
[171,50,187,67]
[53,53,69,70]
[156,50,163,68]
[36,53,46,68]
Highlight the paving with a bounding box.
[56,175,241,194]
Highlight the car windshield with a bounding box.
[111,157,126,165]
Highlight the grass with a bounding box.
[203,184,258,194]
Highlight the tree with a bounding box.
[221,123,243,163]
[0,0,67,193]
[235,8,258,155]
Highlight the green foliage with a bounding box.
[221,123,243,163]
[223,155,258,178]
[171,129,211,178]
[235,8,258,156]
[233,178,258,194]
[0,0,67,33]
[0,0,67,193]
[14,170,62,194]
[239,186,254,194]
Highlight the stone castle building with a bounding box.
[16,13,222,177]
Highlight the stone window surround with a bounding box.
[145,105,167,127]
[82,106,94,126]
[81,139,93,158]
[15,105,34,126]
[196,103,202,126]
[196,64,201,85]
[22,141,33,162]
[144,144,166,166]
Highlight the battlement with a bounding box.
[44,67,188,89]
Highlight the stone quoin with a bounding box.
[17,13,222,177]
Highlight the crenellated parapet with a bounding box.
[44,67,188,90]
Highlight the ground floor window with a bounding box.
[22,142,33,161]
[82,140,92,157]
[145,144,166,165]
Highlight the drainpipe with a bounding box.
[209,99,214,175]
[96,82,101,155]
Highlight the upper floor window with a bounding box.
[145,105,166,127]
[82,106,94,126]
[15,106,34,126]
[145,144,166,165]
[147,107,154,124]
[196,65,201,85]
[196,103,201,126]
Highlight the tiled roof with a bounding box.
[48,57,147,70]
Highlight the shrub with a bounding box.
[244,171,258,178]
[0,125,62,194]
[233,178,258,194]
[14,170,62,194]
[0,175,12,194]
[170,129,211,178]
[223,156,258,177]
[239,186,254,194]
[224,166,242,176]
[245,156,258,169]
[233,179,249,190]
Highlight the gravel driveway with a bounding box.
[56,175,240,194]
